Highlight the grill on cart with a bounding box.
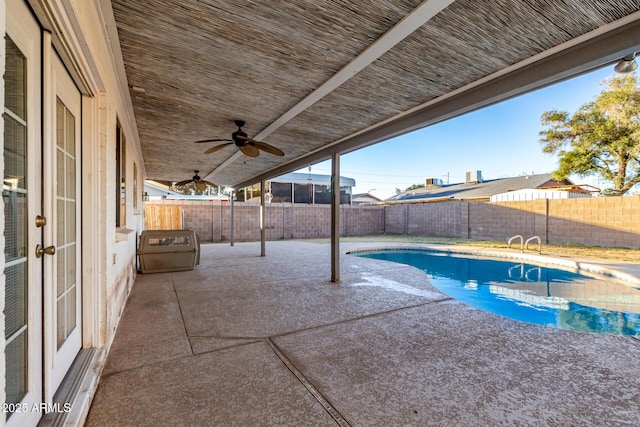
[137,230,200,273]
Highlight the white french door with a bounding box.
[43,49,83,402]
[4,1,43,426]
[4,1,83,424]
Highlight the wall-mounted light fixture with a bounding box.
[614,53,637,74]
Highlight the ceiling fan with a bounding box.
[174,170,215,191]
[195,120,284,157]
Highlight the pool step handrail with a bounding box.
[508,235,524,253]
[525,236,542,254]
[525,266,542,281]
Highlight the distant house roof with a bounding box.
[352,193,383,204]
[144,180,182,197]
[270,172,356,187]
[390,174,574,202]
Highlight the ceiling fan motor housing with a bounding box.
[232,130,248,146]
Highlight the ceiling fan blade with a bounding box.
[201,180,216,187]
[236,135,284,156]
[195,138,233,143]
[175,179,192,186]
[196,181,206,191]
[205,142,233,154]
[239,144,260,157]
[252,140,285,156]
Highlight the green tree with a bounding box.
[539,74,640,196]
[172,182,210,195]
[404,183,425,191]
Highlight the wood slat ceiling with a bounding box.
[111,0,640,188]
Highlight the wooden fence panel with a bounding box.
[144,205,183,230]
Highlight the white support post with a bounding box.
[331,152,340,282]
[230,190,235,246]
[260,178,266,257]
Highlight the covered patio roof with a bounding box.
[110,1,640,189]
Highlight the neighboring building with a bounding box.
[144,180,229,201]
[390,172,596,203]
[144,180,182,200]
[352,193,383,205]
[490,188,596,202]
[238,172,356,205]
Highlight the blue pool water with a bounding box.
[354,250,640,336]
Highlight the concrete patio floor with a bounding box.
[85,240,640,426]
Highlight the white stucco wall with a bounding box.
[1,0,145,424]
[64,0,146,350]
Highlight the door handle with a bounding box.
[35,215,47,227]
[36,244,56,258]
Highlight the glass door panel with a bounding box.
[4,2,43,423]
[55,99,78,349]
[45,52,82,399]
[3,34,30,414]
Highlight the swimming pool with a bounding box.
[352,249,640,336]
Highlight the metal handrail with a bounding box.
[525,236,542,254]
[508,235,524,253]
[507,263,524,278]
[525,266,542,281]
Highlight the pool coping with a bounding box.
[345,243,640,287]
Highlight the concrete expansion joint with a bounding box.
[262,298,455,341]
[189,334,264,341]
[99,351,200,379]
[266,339,351,427]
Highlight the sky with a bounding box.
[295,64,620,200]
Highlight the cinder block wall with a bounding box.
[404,202,462,237]
[343,205,386,237]
[465,196,640,248]
[228,204,261,241]
[384,205,407,234]
[146,201,387,241]
[468,200,546,241]
[547,196,639,248]
[289,204,332,238]
[146,195,640,249]
[266,205,285,240]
